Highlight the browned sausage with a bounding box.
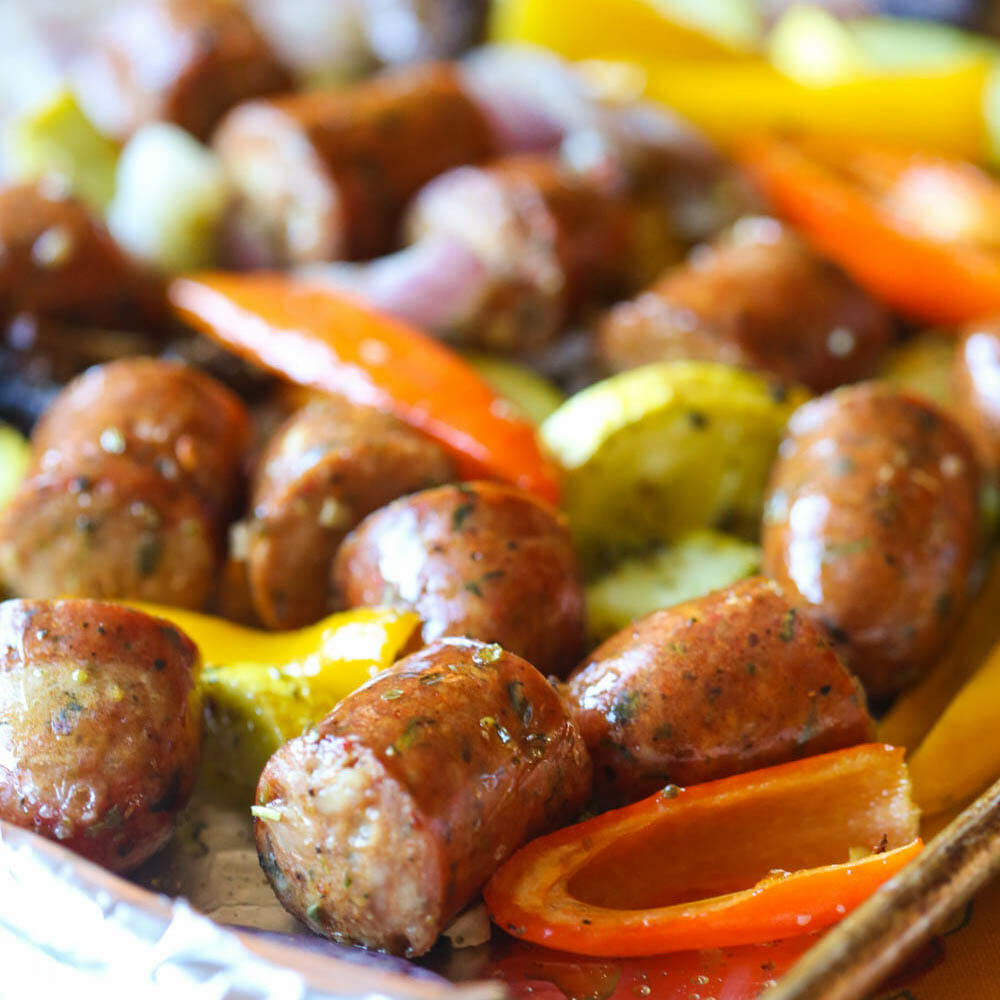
[245,396,455,629]
[214,61,497,265]
[0,359,250,608]
[398,154,673,351]
[598,217,894,392]
[0,599,201,872]
[333,481,586,676]
[952,318,1000,473]
[74,0,292,141]
[564,577,874,809]
[31,358,250,519]
[762,383,980,700]
[254,637,591,955]
[0,183,164,330]
[0,454,218,607]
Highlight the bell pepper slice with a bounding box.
[737,133,1000,325]
[124,602,420,788]
[169,273,562,504]
[908,632,1000,817]
[484,744,921,957]
[647,59,993,162]
[489,0,753,62]
[879,557,1000,752]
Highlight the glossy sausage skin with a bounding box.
[0,359,250,608]
[763,384,980,700]
[598,217,894,392]
[74,0,292,141]
[246,396,455,629]
[0,183,164,330]
[215,62,496,266]
[0,600,201,872]
[31,358,251,519]
[564,577,874,809]
[333,481,587,677]
[402,155,671,352]
[254,637,592,955]
[952,319,1000,473]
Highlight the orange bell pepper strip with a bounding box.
[737,133,1000,326]
[484,744,921,957]
[169,273,561,504]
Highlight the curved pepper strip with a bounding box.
[909,634,1000,817]
[484,744,921,957]
[490,0,751,62]
[125,602,421,788]
[169,273,562,505]
[880,556,1000,752]
[737,133,1000,325]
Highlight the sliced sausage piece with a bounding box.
[333,481,586,677]
[73,0,292,141]
[254,637,592,955]
[0,454,218,608]
[763,383,980,700]
[245,396,455,629]
[214,62,496,266]
[598,217,894,392]
[31,358,250,520]
[564,577,874,809]
[0,359,250,608]
[0,599,201,872]
[952,318,1000,473]
[0,183,164,330]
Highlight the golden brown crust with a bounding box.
[598,219,894,392]
[565,576,874,808]
[0,599,201,871]
[246,397,455,629]
[254,637,592,955]
[333,481,587,677]
[0,183,165,329]
[215,62,497,263]
[80,0,292,141]
[762,383,980,700]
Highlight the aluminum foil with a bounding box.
[0,785,506,1000]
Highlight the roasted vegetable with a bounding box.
[484,744,921,955]
[879,331,956,408]
[0,424,30,512]
[585,529,760,640]
[540,361,805,570]
[465,354,565,426]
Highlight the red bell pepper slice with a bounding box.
[737,133,1000,326]
[484,744,921,957]
[170,272,562,504]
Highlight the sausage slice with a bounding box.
[564,577,874,809]
[254,637,591,955]
[0,599,201,871]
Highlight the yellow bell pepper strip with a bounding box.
[737,133,1000,325]
[125,602,420,788]
[908,637,1000,817]
[643,58,994,161]
[170,273,562,505]
[484,744,922,956]
[879,557,1000,752]
[489,0,752,62]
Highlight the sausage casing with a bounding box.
[598,217,893,392]
[254,637,591,955]
[215,62,496,265]
[246,396,455,629]
[74,0,292,141]
[333,481,587,677]
[564,576,874,808]
[762,383,980,699]
[0,599,201,871]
